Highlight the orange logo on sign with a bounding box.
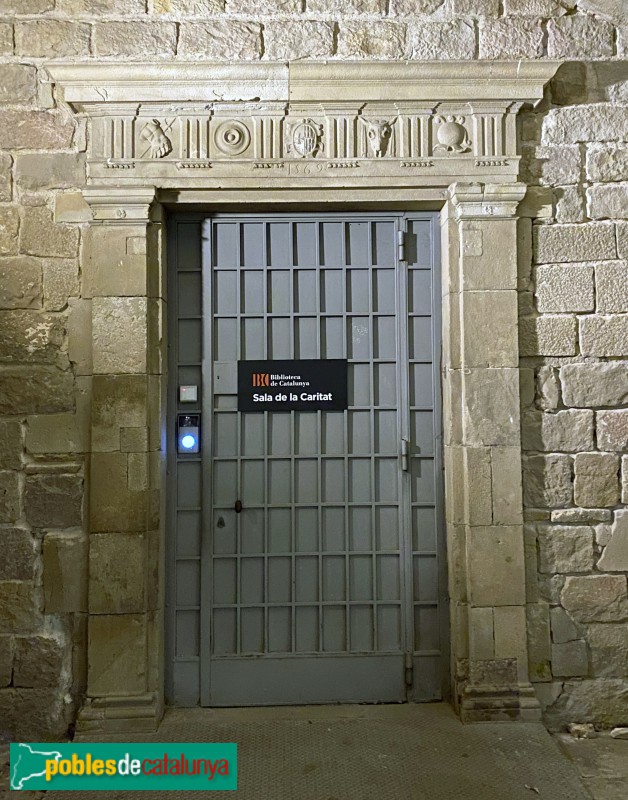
[252,373,270,387]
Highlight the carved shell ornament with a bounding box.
[434,116,471,154]
[214,120,251,156]
[286,118,323,158]
[140,119,172,159]
[360,117,395,158]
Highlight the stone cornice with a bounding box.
[46,60,561,189]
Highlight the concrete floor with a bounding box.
[2,703,626,799]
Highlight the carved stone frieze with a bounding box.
[46,61,561,188]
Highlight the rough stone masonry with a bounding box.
[0,0,627,738]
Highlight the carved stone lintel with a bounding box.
[448,181,527,220]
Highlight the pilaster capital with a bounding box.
[448,182,527,221]
[83,186,159,223]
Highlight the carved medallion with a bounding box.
[434,116,471,154]
[286,119,323,158]
[140,119,172,159]
[214,120,251,156]
[360,118,395,158]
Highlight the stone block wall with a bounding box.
[0,0,626,738]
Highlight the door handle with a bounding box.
[400,438,409,472]
[234,500,243,513]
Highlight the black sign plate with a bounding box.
[238,360,348,412]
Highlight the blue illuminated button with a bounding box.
[180,434,196,449]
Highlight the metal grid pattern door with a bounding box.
[166,213,445,708]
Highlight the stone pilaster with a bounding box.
[76,186,165,735]
[444,182,541,722]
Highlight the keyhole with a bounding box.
[234,500,243,514]
[217,516,225,528]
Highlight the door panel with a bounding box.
[166,213,445,707]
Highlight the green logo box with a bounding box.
[10,742,237,791]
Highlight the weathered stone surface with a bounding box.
[521,410,594,453]
[549,62,588,107]
[589,624,628,678]
[337,21,406,59]
[462,291,518,368]
[0,470,19,523]
[0,256,42,310]
[543,105,628,145]
[463,369,520,446]
[478,18,544,59]
[20,207,79,259]
[88,614,146,696]
[26,412,86,455]
[178,20,261,59]
[535,366,560,411]
[0,310,65,365]
[552,640,588,678]
[120,426,149,452]
[534,223,616,264]
[618,222,628,260]
[597,410,628,452]
[522,454,572,509]
[93,297,147,374]
[25,473,83,528]
[580,315,628,357]
[15,20,90,58]
[561,362,628,408]
[229,0,300,10]
[595,262,628,313]
[90,451,147,532]
[54,192,91,224]
[0,65,37,105]
[538,574,566,606]
[596,523,612,547]
[537,524,594,574]
[0,581,38,633]
[0,206,19,256]
[467,526,526,607]
[547,15,614,59]
[15,154,85,192]
[0,23,12,56]
[82,224,151,299]
[43,258,79,311]
[93,375,147,452]
[0,635,12,686]
[0,110,74,151]
[519,316,577,357]
[0,529,34,581]
[503,0,567,13]
[574,452,620,508]
[562,575,628,623]
[521,144,581,187]
[0,152,10,202]
[587,184,628,221]
[43,531,87,613]
[0,419,21,470]
[90,533,145,614]
[0,0,53,10]
[452,0,498,13]
[389,0,442,11]
[0,687,67,740]
[0,366,74,415]
[526,602,552,681]
[409,20,475,60]
[598,510,628,572]
[551,607,580,644]
[555,187,585,224]
[551,508,611,524]
[535,264,594,313]
[587,144,628,183]
[13,635,64,688]
[93,22,177,57]
[59,0,146,11]
[260,21,334,61]
[623,455,628,505]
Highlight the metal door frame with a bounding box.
[165,209,447,707]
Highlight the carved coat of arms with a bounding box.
[286,119,323,158]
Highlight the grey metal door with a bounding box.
[166,213,445,707]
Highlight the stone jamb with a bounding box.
[45,60,561,734]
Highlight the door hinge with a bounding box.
[405,653,413,687]
[397,229,406,262]
[400,437,409,472]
